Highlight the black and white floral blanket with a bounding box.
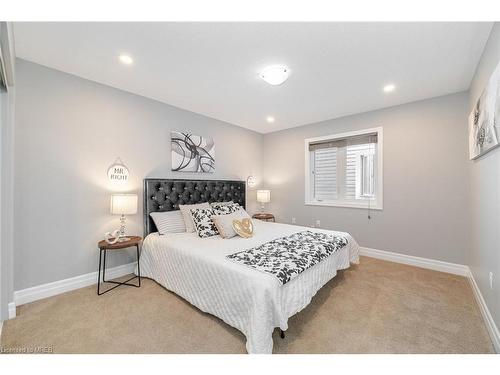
[226,231,348,285]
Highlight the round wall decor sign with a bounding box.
[107,158,129,182]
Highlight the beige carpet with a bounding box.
[1,257,495,354]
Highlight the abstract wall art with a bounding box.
[171,131,215,172]
[468,60,500,160]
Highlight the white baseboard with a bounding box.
[8,302,16,319]
[0,305,14,337]
[13,262,137,308]
[360,246,498,353]
[7,248,499,353]
[359,247,469,276]
[467,269,500,353]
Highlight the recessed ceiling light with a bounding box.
[260,65,290,85]
[266,116,275,123]
[119,54,134,65]
[383,83,396,93]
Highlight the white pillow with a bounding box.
[212,202,240,215]
[212,209,251,239]
[179,202,211,232]
[210,201,234,207]
[150,211,186,235]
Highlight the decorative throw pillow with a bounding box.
[179,202,210,232]
[232,218,254,238]
[212,209,251,239]
[212,202,240,215]
[190,208,219,238]
[150,210,186,235]
[210,201,234,207]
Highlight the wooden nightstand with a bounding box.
[252,213,275,222]
[97,236,142,295]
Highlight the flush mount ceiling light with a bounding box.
[260,65,290,85]
[119,54,134,65]
[383,83,396,93]
[266,116,275,123]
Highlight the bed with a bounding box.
[139,178,360,354]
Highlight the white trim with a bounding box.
[305,201,383,210]
[8,301,15,319]
[304,126,383,210]
[5,249,499,353]
[0,22,16,87]
[467,269,500,353]
[360,247,498,352]
[359,247,469,276]
[305,127,383,144]
[14,262,137,307]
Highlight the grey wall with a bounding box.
[468,23,500,332]
[12,37,496,334]
[14,59,263,290]
[263,92,470,264]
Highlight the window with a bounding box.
[305,127,383,209]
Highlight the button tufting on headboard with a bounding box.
[143,178,246,236]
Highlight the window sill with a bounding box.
[305,200,383,210]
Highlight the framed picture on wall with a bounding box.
[171,131,215,172]
[468,60,500,160]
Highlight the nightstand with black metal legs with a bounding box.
[97,236,142,295]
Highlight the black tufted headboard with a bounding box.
[143,178,246,236]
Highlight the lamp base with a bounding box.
[118,215,129,242]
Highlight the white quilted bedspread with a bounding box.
[137,220,359,354]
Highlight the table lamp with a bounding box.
[111,193,138,241]
[256,189,271,213]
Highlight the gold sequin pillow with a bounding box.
[232,218,254,238]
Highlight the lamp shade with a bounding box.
[110,194,138,215]
[256,190,271,203]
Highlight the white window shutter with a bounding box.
[313,148,337,200]
[306,128,381,208]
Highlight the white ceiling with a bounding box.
[13,22,493,134]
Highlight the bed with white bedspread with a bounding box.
[138,219,360,354]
